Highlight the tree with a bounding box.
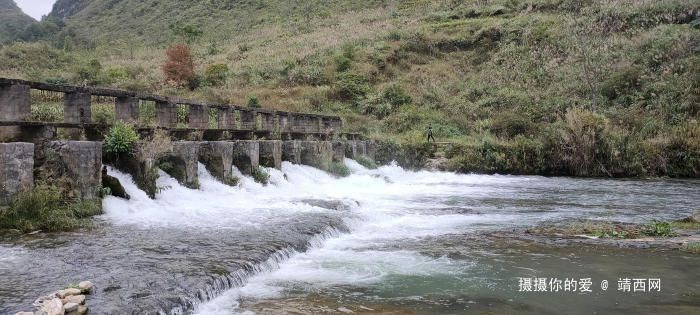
[161,44,195,88]
[570,10,604,111]
[294,0,321,27]
[172,22,203,44]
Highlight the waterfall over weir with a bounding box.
[3,160,700,315]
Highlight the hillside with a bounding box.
[0,0,700,177]
[0,0,36,46]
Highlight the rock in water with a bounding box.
[78,281,93,294]
[62,295,85,305]
[64,303,79,313]
[56,288,80,299]
[66,305,87,315]
[692,209,700,223]
[13,312,34,315]
[40,298,64,315]
[102,171,130,199]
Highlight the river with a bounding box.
[1,160,699,314]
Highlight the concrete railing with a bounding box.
[0,78,343,137]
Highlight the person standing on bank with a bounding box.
[428,124,436,142]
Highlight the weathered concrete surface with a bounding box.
[345,141,366,159]
[106,143,157,198]
[239,109,256,130]
[198,141,234,182]
[259,111,277,132]
[278,113,293,133]
[155,101,177,127]
[64,92,92,124]
[365,141,377,161]
[101,166,129,199]
[332,141,345,164]
[189,104,209,129]
[0,143,34,206]
[259,140,282,170]
[282,141,301,165]
[160,142,200,189]
[232,140,259,175]
[44,141,102,199]
[115,97,139,123]
[217,107,235,130]
[300,141,332,170]
[0,84,30,121]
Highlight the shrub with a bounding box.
[247,96,261,108]
[92,104,115,125]
[161,44,195,88]
[204,63,229,85]
[356,155,378,169]
[492,112,533,138]
[329,162,352,177]
[45,77,69,85]
[0,42,69,71]
[335,55,352,72]
[684,242,700,254]
[0,185,102,233]
[333,71,372,102]
[643,219,674,237]
[252,166,271,185]
[104,121,139,154]
[32,105,62,122]
[224,174,240,187]
[600,66,644,100]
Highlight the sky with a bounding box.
[15,0,57,21]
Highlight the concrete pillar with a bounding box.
[259,140,282,170]
[239,109,256,130]
[217,107,235,130]
[155,101,177,127]
[0,143,34,206]
[44,141,102,199]
[198,141,234,182]
[282,140,301,165]
[307,115,320,133]
[279,113,293,133]
[330,117,343,133]
[332,141,345,164]
[346,140,366,159]
[365,140,377,161]
[0,84,31,121]
[300,141,332,171]
[108,143,157,198]
[64,92,92,124]
[232,140,259,175]
[321,117,333,133]
[292,114,306,133]
[189,104,209,129]
[115,97,139,123]
[161,142,200,189]
[260,112,277,132]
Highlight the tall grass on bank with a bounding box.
[0,185,102,233]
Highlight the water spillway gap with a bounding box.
[1,159,699,314]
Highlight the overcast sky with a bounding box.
[15,0,56,20]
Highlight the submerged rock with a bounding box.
[298,199,356,211]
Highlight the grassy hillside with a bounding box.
[1,0,700,177]
[0,0,36,46]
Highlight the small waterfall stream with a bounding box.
[2,161,700,315]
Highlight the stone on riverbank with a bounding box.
[13,312,34,315]
[61,295,85,305]
[65,305,87,315]
[38,298,64,315]
[64,303,79,313]
[56,289,80,299]
[78,281,93,294]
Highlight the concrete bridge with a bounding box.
[0,78,377,204]
[0,78,362,142]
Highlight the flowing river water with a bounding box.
[1,160,700,314]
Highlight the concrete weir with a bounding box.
[232,140,259,175]
[259,140,282,170]
[300,141,333,170]
[282,141,301,165]
[198,141,234,182]
[0,143,34,206]
[44,141,102,199]
[161,142,200,189]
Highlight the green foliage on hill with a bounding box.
[0,0,36,46]
[1,0,700,177]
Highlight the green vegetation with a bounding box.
[252,166,271,185]
[0,185,103,233]
[670,221,700,229]
[1,0,700,176]
[684,242,700,253]
[104,121,139,154]
[247,96,261,108]
[356,155,378,169]
[329,162,352,177]
[643,219,676,237]
[223,174,241,187]
[63,283,80,290]
[0,0,36,46]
